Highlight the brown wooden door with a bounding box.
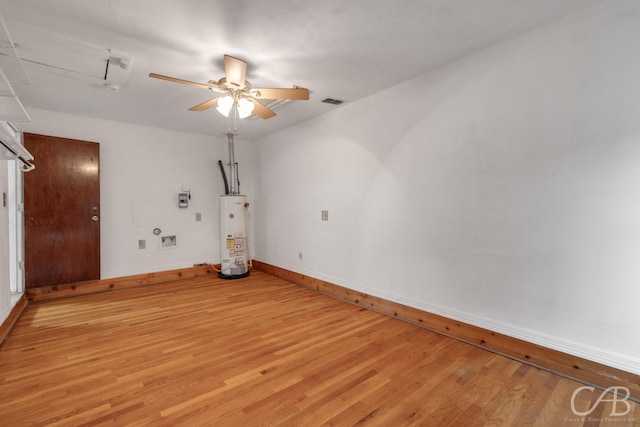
[24,133,100,288]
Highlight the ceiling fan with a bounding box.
[149,54,309,120]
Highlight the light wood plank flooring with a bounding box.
[1,271,638,426]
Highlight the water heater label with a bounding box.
[225,234,245,256]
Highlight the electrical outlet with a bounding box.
[299,252,303,260]
[138,239,146,249]
[321,210,329,221]
[195,212,202,221]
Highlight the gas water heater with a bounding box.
[219,194,249,278]
[218,133,250,279]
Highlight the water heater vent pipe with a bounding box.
[227,132,238,195]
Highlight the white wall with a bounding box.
[255,1,640,374]
[22,108,256,279]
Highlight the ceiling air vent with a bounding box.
[321,97,344,105]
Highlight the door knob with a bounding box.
[91,215,99,222]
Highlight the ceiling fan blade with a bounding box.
[224,55,247,87]
[149,73,212,90]
[189,98,220,111]
[251,87,309,100]
[247,98,276,119]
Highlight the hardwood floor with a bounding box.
[0,271,638,426]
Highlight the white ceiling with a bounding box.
[0,0,601,140]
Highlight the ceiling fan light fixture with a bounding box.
[237,98,255,118]
[149,54,310,122]
[216,95,234,117]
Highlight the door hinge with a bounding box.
[2,192,6,207]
